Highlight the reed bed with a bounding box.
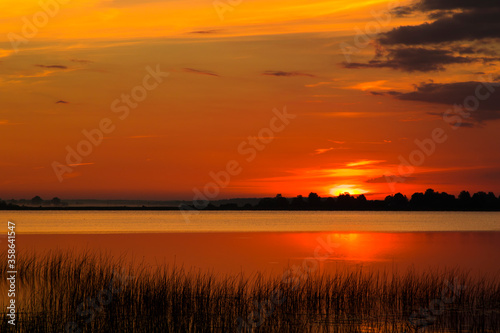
[1,251,499,332]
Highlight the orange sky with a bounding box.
[1,0,500,200]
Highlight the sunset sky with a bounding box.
[1,0,500,200]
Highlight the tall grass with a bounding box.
[1,251,499,332]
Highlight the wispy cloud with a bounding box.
[316,112,394,118]
[305,81,333,88]
[355,140,392,145]
[190,30,220,34]
[343,48,479,73]
[35,64,68,69]
[348,80,396,91]
[314,148,335,155]
[10,70,59,79]
[182,68,219,77]
[347,160,386,167]
[263,71,315,77]
[70,59,93,64]
[313,147,350,155]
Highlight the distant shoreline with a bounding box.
[2,206,500,211]
[3,189,500,211]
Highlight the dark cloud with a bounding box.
[426,10,455,20]
[343,48,476,72]
[391,6,415,17]
[397,81,500,105]
[452,46,497,56]
[386,91,403,96]
[379,7,500,46]
[56,100,69,104]
[373,81,500,124]
[391,0,499,19]
[182,68,219,77]
[262,71,315,77]
[370,91,402,96]
[416,0,499,12]
[345,0,500,74]
[35,64,68,69]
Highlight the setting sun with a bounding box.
[329,185,368,196]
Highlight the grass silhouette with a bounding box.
[1,251,499,332]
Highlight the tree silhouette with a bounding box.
[356,194,368,210]
[470,191,498,210]
[486,192,498,209]
[31,196,43,205]
[256,198,274,210]
[51,197,62,206]
[291,195,306,210]
[307,192,321,207]
[386,193,409,210]
[410,192,424,210]
[274,194,289,209]
[337,193,356,210]
[256,194,289,210]
[423,188,437,209]
[458,191,472,209]
[324,197,335,210]
[458,191,471,201]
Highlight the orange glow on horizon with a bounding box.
[1,0,499,200]
[329,185,368,196]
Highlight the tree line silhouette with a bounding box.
[208,189,500,211]
[2,189,500,211]
[0,196,66,209]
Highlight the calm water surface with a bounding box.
[2,211,499,233]
[1,211,499,275]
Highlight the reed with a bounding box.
[1,251,499,332]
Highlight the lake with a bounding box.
[2,211,500,275]
[2,211,500,332]
[3,210,500,233]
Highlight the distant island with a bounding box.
[2,189,500,211]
